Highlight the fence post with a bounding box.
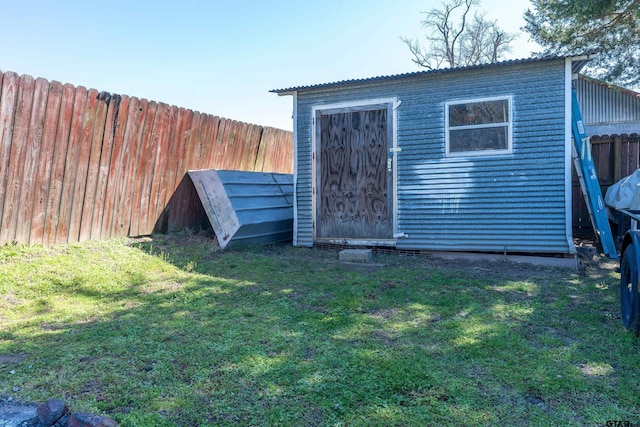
[614,134,622,183]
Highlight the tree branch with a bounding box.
[402,0,514,69]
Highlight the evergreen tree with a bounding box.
[524,0,640,87]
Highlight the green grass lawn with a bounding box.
[1,232,639,426]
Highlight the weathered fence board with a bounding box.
[16,77,48,244]
[153,105,179,229]
[79,89,108,242]
[213,117,229,168]
[68,88,98,243]
[43,83,74,246]
[623,138,640,177]
[30,80,62,245]
[254,127,272,172]
[130,101,158,238]
[0,74,35,244]
[0,71,293,246]
[146,103,171,235]
[116,97,147,238]
[166,107,188,204]
[205,116,217,168]
[0,72,18,235]
[573,134,640,229]
[95,94,124,240]
[88,93,117,240]
[171,111,201,230]
[241,125,261,171]
[56,90,78,243]
[225,120,240,170]
[169,108,192,212]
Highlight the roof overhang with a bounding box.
[274,90,297,97]
[570,50,598,75]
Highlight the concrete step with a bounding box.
[339,249,372,263]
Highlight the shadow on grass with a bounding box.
[2,236,639,426]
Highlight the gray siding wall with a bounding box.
[575,75,640,136]
[294,59,572,254]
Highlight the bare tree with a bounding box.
[402,0,516,70]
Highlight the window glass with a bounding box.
[447,98,511,155]
[449,127,508,153]
[448,100,508,126]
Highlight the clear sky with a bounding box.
[0,0,539,131]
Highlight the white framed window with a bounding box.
[445,96,512,156]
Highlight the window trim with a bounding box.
[445,95,513,157]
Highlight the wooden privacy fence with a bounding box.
[0,71,293,246]
[573,133,640,229]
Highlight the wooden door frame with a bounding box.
[311,97,400,246]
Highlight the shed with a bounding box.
[272,54,596,260]
[574,74,640,137]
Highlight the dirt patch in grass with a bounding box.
[0,354,27,365]
[366,307,404,320]
[370,329,398,347]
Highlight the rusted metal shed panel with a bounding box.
[188,169,293,249]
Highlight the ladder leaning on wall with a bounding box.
[570,88,618,259]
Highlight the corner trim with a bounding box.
[292,91,299,246]
[565,58,577,254]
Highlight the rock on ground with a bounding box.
[0,401,37,427]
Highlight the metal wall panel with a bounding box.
[294,59,572,254]
[575,75,640,135]
[188,170,293,249]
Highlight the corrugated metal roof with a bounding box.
[271,54,593,94]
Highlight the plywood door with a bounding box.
[316,107,392,240]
